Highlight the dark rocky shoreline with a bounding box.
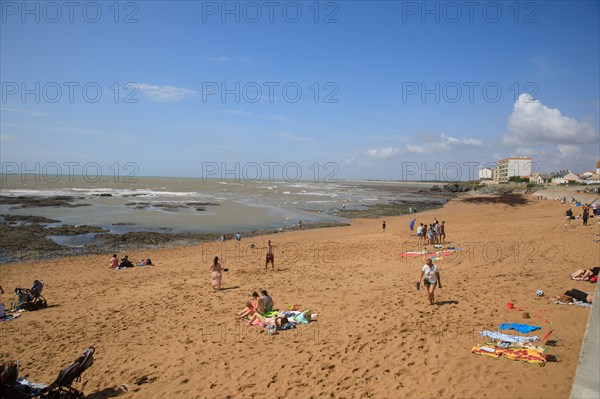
[0,219,350,264]
[0,182,524,264]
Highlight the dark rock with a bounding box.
[1,195,88,209]
[185,202,220,207]
[45,225,108,236]
[1,214,60,223]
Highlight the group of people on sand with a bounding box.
[552,266,599,305]
[236,290,274,322]
[569,266,600,282]
[235,290,311,332]
[108,254,153,269]
[564,203,595,227]
[412,218,446,246]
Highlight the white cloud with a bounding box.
[557,144,579,158]
[405,133,483,155]
[365,147,400,159]
[136,83,197,102]
[207,56,229,62]
[504,94,597,145]
[345,156,373,168]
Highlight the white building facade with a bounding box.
[495,157,532,182]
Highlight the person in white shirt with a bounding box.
[416,223,424,245]
[419,258,442,305]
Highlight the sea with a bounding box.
[0,175,444,249]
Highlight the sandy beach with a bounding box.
[1,193,598,398]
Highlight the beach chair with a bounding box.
[0,347,96,399]
[40,346,95,398]
[14,280,47,311]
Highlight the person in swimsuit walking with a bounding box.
[420,258,442,305]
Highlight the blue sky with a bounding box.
[1,0,599,181]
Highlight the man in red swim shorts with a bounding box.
[265,240,275,271]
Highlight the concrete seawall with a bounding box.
[570,282,600,399]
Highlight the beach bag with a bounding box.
[590,276,598,283]
[146,259,152,265]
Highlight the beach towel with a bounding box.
[499,347,546,366]
[498,323,542,334]
[263,310,278,318]
[472,345,546,366]
[554,300,592,308]
[399,251,434,257]
[0,314,21,322]
[480,331,539,343]
[471,345,501,358]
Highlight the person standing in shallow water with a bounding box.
[210,256,222,290]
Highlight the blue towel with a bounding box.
[498,323,542,334]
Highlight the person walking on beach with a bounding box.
[382,220,386,232]
[420,258,442,306]
[565,208,573,227]
[210,256,222,290]
[265,240,276,271]
[235,232,242,241]
[440,221,446,243]
[582,206,589,226]
[409,219,416,236]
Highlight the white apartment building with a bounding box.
[495,157,532,182]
